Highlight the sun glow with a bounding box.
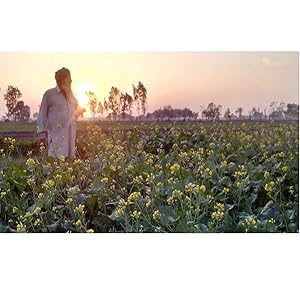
[74,83,96,107]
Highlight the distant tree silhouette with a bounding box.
[3,85,22,121]
[33,112,39,120]
[202,102,222,121]
[224,108,232,121]
[23,105,30,122]
[119,92,134,120]
[107,87,121,121]
[269,101,286,120]
[236,107,243,119]
[285,103,299,119]
[147,106,198,121]
[97,100,104,120]
[86,91,98,120]
[126,93,134,120]
[12,100,30,122]
[133,82,147,118]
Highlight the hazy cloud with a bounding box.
[261,56,286,66]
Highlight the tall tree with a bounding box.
[119,93,128,120]
[126,93,134,120]
[133,82,147,117]
[269,101,286,120]
[103,97,108,115]
[12,101,31,122]
[202,102,222,121]
[107,87,121,120]
[224,108,232,121]
[285,103,299,119]
[23,105,31,122]
[97,100,104,120]
[133,84,140,117]
[235,107,243,119]
[3,85,22,121]
[86,91,97,120]
[13,100,25,121]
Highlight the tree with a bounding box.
[133,84,140,116]
[86,91,97,120]
[269,101,286,120]
[202,102,222,121]
[12,101,31,122]
[235,107,243,119]
[107,87,121,120]
[285,103,299,119]
[224,108,232,121]
[250,107,263,120]
[97,100,104,120]
[133,82,147,118]
[118,93,134,120]
[147,106,198,121]
[3,85,22,121]
[23,105,30,122]
[124,93,134,120]
[76,107,86,119]
[33,112,39,120]
[103,97,108,115]
[13,100,25,121]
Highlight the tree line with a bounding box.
[86,81,147,121]
[0,84,298,122]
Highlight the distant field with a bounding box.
[0,120,298,133]
[0,121,187,132]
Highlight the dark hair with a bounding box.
[55,67,71,84]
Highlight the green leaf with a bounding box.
[259,201,279,220]
[91,177,102,192]
[285,210,295,220]
[245,193,257,213]
[199,223,209,233]
[175,218,189,232]
[47,220,62,232]
[225,204,235,212]
[86,197,97,211]
[159,205,179,223]
[92,214,111,226]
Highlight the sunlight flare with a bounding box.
[74,83,96,107]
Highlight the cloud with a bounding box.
[262,57,272,65]
[261,57,286,66]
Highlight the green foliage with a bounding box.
[0,122,298,233]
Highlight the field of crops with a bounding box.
[0,122,298,233]
[0,120,199,133]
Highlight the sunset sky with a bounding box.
[0,52,298,118]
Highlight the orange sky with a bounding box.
[0,52,298,118]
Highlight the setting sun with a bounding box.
[74,83,96,107]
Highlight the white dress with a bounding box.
[37,87,79,159]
